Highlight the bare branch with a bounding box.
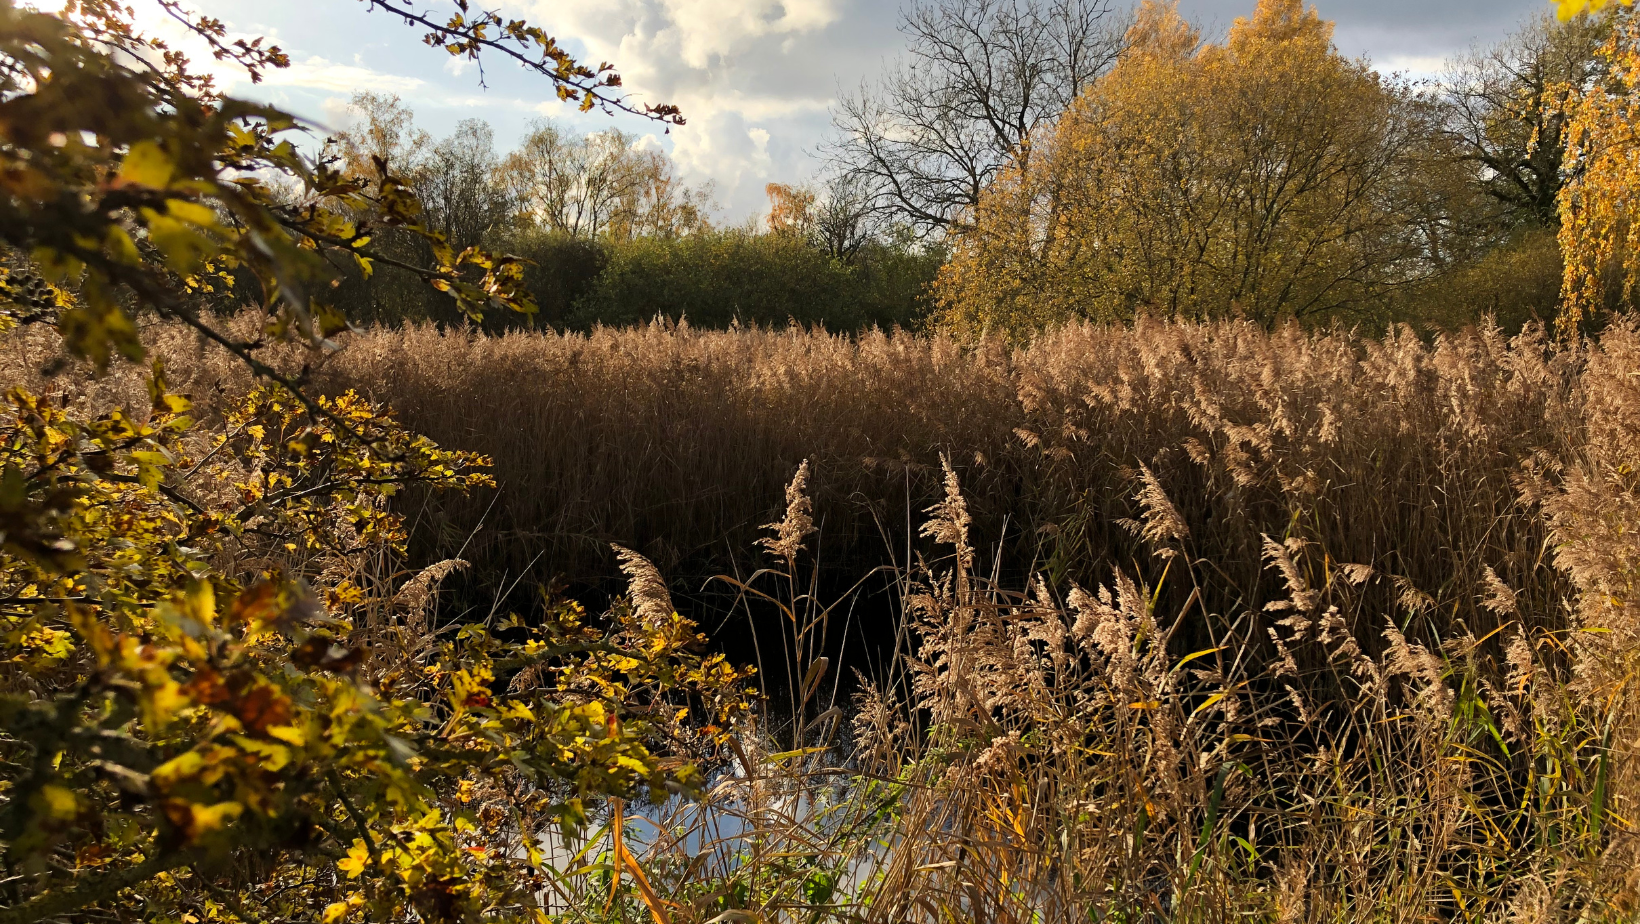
[827,0,1125,236]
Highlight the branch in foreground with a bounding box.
[0,850,192,924]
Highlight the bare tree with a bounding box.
[338,103,513,251]
[828,0,1125,236]
[416,119,515,251]
[765,173,889,262]
[333,92,432,179]
[502,120,712,240]
[1440,10,1611,230]
[810,172,882,261]
[616,149,715,240]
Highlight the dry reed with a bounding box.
[567,439,1637,921]
[11,314,1640,919]
[6,315,1578,650]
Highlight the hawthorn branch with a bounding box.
[0,850,193,924]
[359,0,682,124]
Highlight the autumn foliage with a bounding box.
[1557,4,1640,330]
[933,0,1474,337]
[0,2,750,923]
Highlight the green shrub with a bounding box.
[323,228,940,334]
[568,230,940,331]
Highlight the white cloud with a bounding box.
[80,3,430,106]
[443,55,473,78]
[633,0,841,69]
[518,0,900,216]
[1377,54,1452,79]
[317,95,354,133]
[255,56,425,95]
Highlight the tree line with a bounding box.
[309,94,942,333]
[832,0,1636,335]
[303,0,1640,337]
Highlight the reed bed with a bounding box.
[10,315,1640,919]
[6,316,1585,664]
[0,317,1594,668]
[321,318,1582,653]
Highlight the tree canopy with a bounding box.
[829,0,1125,236]
[933,0,1473,336]
[1555,4,1640,329]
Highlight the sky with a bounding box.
[117,0,1552,221]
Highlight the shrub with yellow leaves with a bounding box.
[0,2,752,923]
[0,363,751,924]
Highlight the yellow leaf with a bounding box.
[103,226,142,266]
[119,140,175,188]
[152,750,206,788]
[1556,0,1630,19]
[191,801,243,834]
[142,212,213,274]
[1192,692,1228,715]
[266,723,306,746]
[231,735,292,771]
[142,679,189,732]
[37,784,77,819]
[185,580,215,627]
[322,902,350,924]
[1172,647,1224,672]
[337,839,371,879]
[166,198,220,228]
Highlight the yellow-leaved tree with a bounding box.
[1554,1,1640,332]
[933,0,1475,338]
[1558,0,1635,20]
